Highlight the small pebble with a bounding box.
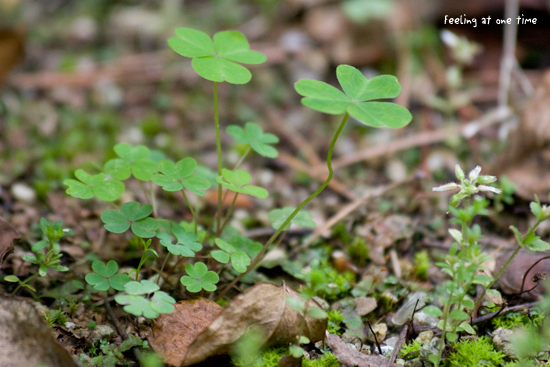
[11,183,36,204]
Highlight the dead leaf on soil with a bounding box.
[326,332,401,367]
[151,283,327,366]
[496,249,550,299]
[0,215,21,267]
[149,298,223,366]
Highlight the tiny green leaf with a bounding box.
[180,262,219,292]
[446,332,458,342]
[286,296,305,312]
[125,280,160,295]
[308,306,328,319]
[64,169,125,201]
[152,158,210,195]
[527,238,550,252]
[216,168,268,199]
[449,309,469,321]
[104,143,157,181]
[101,201,159,238]
[422,305,443,318]
[227,122,279,158]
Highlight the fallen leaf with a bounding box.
[0,216,21,267]
[149,298,223,366]
[326,332,401,367]
[496,249,550,299]
[0,295,77,367]
[180,283,327,366]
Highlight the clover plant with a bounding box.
[64,26,412,321]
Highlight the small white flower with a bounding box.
[468,166,482,182]
[478,185,502,194]
[433,183,459,192]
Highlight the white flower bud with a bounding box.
[455,164,465,180]
[478,185,502,194]
[468,166,482,182]
[477,175,497,184]
[432,183,459,192]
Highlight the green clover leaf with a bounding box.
[101,201,160,238]
[115,280,175,319]
[215,168,268,199]
[294,64,412,128]
[156,224,202,257]
[85,260,130,291]
[152,158,211,196]
[227,122,279,158]
[212,238,251,273]
[168,28,266,84]
[268,207,317,230]
[103,143,158,181]
[64,169,125,202]
[180,262,219,292]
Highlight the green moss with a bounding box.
[231,347,286,367]
[448,336,505,367]
[492,311,544,330]
[413,250,430,281]
[302,352,341,367]
[327,309,344,335]
[399,340,422,360]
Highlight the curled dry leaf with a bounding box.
[496,249,550,299]
[150,283,327,366]
[326,332,401,367]
[0,216,21,267]
[149,298,223,367]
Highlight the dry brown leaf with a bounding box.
[326,332,401,367]
[496,249,550,299]
[181,283,327,366]
[0,215,21,267]
[149,298,223,367]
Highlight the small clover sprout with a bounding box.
[180,262,219,292]
[211,236,261,273]
[152,158,211,196]
[294,64,412,128]
[115,280,175,319]
[268,207,316,230]
[85,260,130,292]
[156,224,202,257]
[22,218,69,277]
[101,201,159,238]
[227,122,279,158]
[216,168,268,199]
[103,143,158,181]
[168,28,267,84]
[64,169,125,201]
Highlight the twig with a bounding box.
[498,0,519,107]
[366,319,383,355]
[471,301,538,325]
[519,255,550,296]
[388,324,408,367]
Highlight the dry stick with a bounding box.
[498,0,519,107]
[289,174,419,256]
[471,301,538,325]
[319,106,512,172]
[519,255,550,295]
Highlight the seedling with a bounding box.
[85,260,130,292]
[8,218,70,294]
[180,262,219,293]
[104,143,157,181]
[156,225,202,257]
[101,201,159,238]
[227,122,279,159]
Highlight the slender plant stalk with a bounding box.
[233,146,251,170]
[435,288,454,367]
[181,190,198,234]
[150,181,157,218]
[220,192,239,234]
[11,273,39,295]
[213,82,223,235]
[216,113,350,300]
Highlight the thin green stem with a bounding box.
[11,273,39,295]
[157,253,171,286]
[181,190,198,234]
[150,181,157,218]
[435,288,454,367]
[213,82,223,235]
[220,192,239,234]
[233,147,251,170]
[216,113,350,300]
[138,180,152,206]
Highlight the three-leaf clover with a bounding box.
[115,280,175,319]
[294,64,412,128]
[168,28,267,84]
[227,122,279,158]
[156,224,202,257]
[152,158,211,196]
[180,262,219,292]
[268,207,316,230]
[216,168,268,199]
[103,143,158,181]
[64,169,125,201]
[85,260,131,291]
[211,237,259,273]
[101,201,159,238]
